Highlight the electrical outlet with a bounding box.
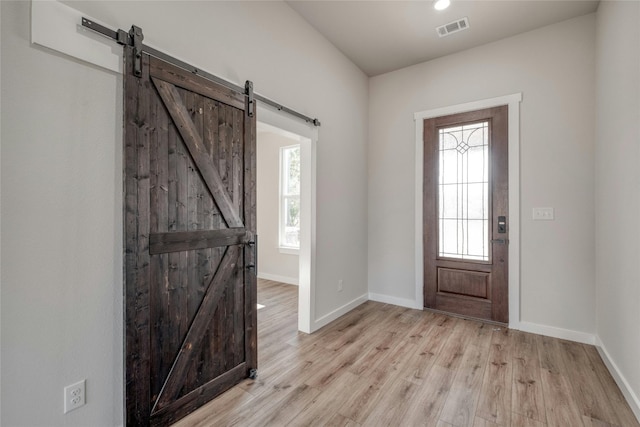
[338,279,343,292]
[532,207,554,221]
[64,380,86,414]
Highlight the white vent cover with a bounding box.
[436,17,470,37]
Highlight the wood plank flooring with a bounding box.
[173,279,639,427]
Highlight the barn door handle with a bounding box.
[246,235,258,273]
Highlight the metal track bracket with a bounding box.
[80,17,320,124]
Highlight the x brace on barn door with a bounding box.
[81,18,322,127]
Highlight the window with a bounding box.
[279,145,300,250]
[438,121,490,261]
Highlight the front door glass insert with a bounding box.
[438,121,490,261]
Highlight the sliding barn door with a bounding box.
[123,46,257,426]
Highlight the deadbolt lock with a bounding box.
[498,216,507,233]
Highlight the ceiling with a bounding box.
[286,0,599,76]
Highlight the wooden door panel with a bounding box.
[150,56,246,111]
[148,246,234,400]
[124,46,256,426]
[152,245,241,409]
[434,293,492,320]
[153,78,243,228]
[437,268,489,299]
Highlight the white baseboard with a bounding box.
[368,292,422,310]
[595,336,640,423]
[257,272,298,286]
[312,294,368,331]
[512,321,596,345]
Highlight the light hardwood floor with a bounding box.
[174,279,639,427]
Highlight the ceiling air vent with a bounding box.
[436,17,470,38]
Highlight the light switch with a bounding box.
[532,207,554,220]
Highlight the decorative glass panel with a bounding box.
[438,121,490,261]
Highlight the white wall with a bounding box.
[257,130,299,285]
[1,2,123,426]
[0,1,368,426]
[369,14,596,335]
[595,0,640,417]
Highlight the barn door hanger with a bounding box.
[129,25,144,77]
[80,18,144,76]
[245,80,255,118]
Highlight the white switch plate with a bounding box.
[532,207,554,220]
[64,379,86,414]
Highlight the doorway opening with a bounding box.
[256,106,317,333]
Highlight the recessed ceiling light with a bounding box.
[434,0,451,11]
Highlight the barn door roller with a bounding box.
[80,18,320,126]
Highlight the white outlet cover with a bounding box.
[64,379,86,414]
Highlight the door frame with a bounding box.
[414,93,522,329]
[257,105,318,334]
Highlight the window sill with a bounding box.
[279,247,299,255]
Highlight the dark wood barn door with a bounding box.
[423,106,508,324]
[123,46,257,426]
